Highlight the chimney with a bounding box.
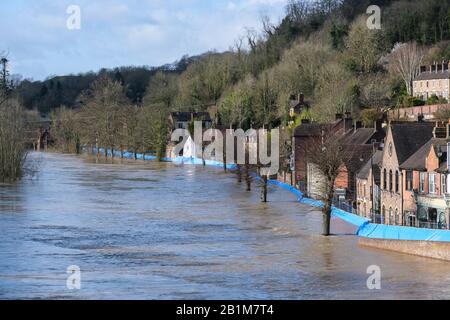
[344,113,353,132]
[335,113,344,120]
[299,93,305,104]
[374,119,383,133]
[434,121,447,139]
[354,121,363,133]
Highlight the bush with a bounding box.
[360,109,382,127]
[399,95,425,107]
[426,94,448,105]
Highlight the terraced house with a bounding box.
[413,61,450,101]
[379,122,434,226]
[399,124,450,229]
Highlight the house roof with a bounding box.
[290,100,311,113]
[357,150,383,179]
[414,71,450,81]
[170,112,211,122]
[391,122,434,165]
[342,144,375,175]
[400,138,450,170]
[341,128,382,145]
[293,123,333,137]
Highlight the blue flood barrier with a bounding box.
[266,179,369,228]
[357,223,450,242]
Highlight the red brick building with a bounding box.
[293,113,385,204]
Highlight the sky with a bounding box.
[0,0,290,80]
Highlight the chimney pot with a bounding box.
[299,93,305,103]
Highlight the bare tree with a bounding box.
[304,128,350,236]
[389,42,424,96]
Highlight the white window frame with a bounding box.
[429,173,436,194]
[420,172,426,193]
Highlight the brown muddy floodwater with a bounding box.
[0,152,449,300]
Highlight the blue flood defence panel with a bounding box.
[267,179,369,228]
[167,156,237,170]
[357,223,450,242]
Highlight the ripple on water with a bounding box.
[0,152,449,300]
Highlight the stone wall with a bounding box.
[388,104,450,121]
[359,237,450,261]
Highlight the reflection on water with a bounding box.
[0,152,449,300]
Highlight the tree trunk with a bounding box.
[322,193,333,236]
[223,139,227,172]
[261,175,268,203]
[245,164,251,191]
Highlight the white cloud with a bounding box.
[0,0,289,79]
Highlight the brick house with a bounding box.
[356,150,383,220]
[413,61,450,101]
[399,125,450,229]
[379,122,434,226]
[293,113,354,191]
[294,113,385,205]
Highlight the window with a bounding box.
[389,207,393,225]
[395,171,399,193]
[389,170,393,192]
[383,169,387,190]
[419,172,426,193]
[442,175,447,195]
[395,208,399,225]
[406,170,413,191]
[429,173,436,194]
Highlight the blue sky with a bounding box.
[0,0,289,80]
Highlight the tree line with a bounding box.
[14,0,450,130]
[50,75,169,159]
[4,0,450,179]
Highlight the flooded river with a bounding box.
[0,152,449,300]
